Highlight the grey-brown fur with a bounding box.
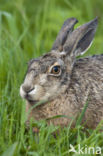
[20,17,103,128]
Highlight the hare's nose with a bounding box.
[22,85,34,93]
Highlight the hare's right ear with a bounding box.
[52,18,78,51]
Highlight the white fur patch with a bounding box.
[20,85,26,98]
[28,85,37,95]
[60,51,66,56]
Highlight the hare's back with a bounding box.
[72,54,103,105]
[74,54,103,77]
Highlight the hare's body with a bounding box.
[20,17,103,128]
[26,55,103,128]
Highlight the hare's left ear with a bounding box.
[63,17,98,57]
[52,17,78,51]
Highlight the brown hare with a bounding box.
[20,17,103,129]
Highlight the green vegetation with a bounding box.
[0,0,103,155]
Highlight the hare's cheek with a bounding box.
[29,85,45,100]
[39,74,47,85]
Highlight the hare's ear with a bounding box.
[63,17,98,57]
[52,18,78,51]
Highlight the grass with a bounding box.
[0,0,103,155]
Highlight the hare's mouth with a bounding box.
[25,94,38,104]
[28,99,38,104]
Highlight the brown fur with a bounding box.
[20,17,103,128]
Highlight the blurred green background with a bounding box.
[0,0,103,155]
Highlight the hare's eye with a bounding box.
[51,66,60,74]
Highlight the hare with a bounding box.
[20,17,103,129]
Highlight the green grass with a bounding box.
[0,0,103,155]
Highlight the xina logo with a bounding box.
[69,144,101,154]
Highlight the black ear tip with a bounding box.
[94,16,98,24]
[69,17,78,24]
[87,17,98,30]
[92,17,98,27]
[69,17,78,23]
[63,17,78,27]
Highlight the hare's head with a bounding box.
[20,17,98,104]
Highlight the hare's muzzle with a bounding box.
[20,84,36,101]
